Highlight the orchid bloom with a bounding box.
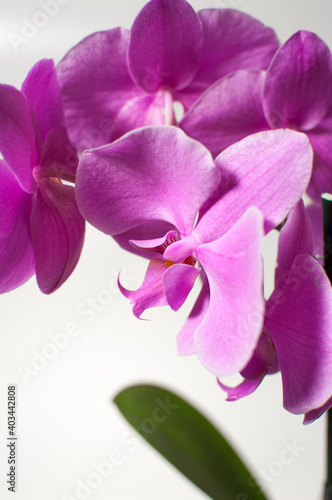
[76,126,312,377]
[56,0,279,153]
[219,200,332,423]
[0,59,85,294]
[181,30,332,204]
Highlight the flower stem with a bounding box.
[321,194,332,499]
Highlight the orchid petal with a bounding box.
[173,86,203,113]
[0,85,38,193]
[111,93,168,140]
[21,59,64,142]
[217,332,276,401]
[194,207,264,377]
[304,396,332,424]
[130,230,179,254]
[76,126,219,236]
[57,29,141,153]
[265,255,332,414]
[118,258,167,318]
[306,129,332,201]
[263,31,332,130]
[30,179,85,294]
[113,221,176,260]
[319,103,332,129]
[241,332,276,380]
[275,200,314,289]
[194,129,313,243]
[306,202,324,257]
[193,9,279,88]
[180,70,268,158]
[128,0,202,92]
[37,127,78,182]
[0,161,35,293]
[163,264,201,311]
[218,376,265,402]
[177,275,209,356]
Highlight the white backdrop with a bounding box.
[1,1,331,499]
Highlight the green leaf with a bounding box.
[113,384,268,500]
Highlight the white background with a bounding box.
[1,1,332,499]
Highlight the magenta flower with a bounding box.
[76,126,312,377]
[219,201,332,422]
[56,0,279,153]
[181,30,332,202]
[0,59,85,294]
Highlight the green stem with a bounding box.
[321,194,332,499]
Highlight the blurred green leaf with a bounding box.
[114,384,268,500]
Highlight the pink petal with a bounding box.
[173,86,203,113]
[130,230,179,254]
[76,126,219,236]
[21,59,64,142]
[0,85,38,193]
[30,179,85,294]
[306,202,323,257]
[275,200,314,289]
[57,29,141,153]
[193,8,279,88]
[263,31,332,130]
[194,129,313,243]
[217,332,276,401]
[177,275,209,356]
[194,207,265,377]
[110,93,168,140]
[0,161,35,293]
[304,396,332,424]
[218,376,265,402]
[241,331,276,380]
[113,221,177,260]
[306,128,332,201]
[118,258,168,318]
[265,255,332,414]
[36,127,78,183]
[180,70,269,158]
[163,264,201,311]
[128,0,202,92]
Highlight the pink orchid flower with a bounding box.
[75,126,312,378]
[0,59,85,294]
[181,30,332,204]
[56,0,279,153]
[219,201,332,422]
